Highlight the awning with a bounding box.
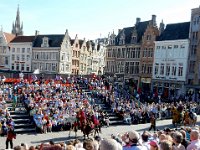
[141,78,151,83]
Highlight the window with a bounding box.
[162,46,166,49]
[12,48,15,53]
[52,63,56,71]
[174,45,178,49]
[61,64,64,71]
[160,64,164,75]
[26,65,30,71]
[166,64,170,76]
[61,54,65,60]
[12,55,15,61]
[117,48,121,58]
[21,64,24,71]
[135,62,139,74]
[17,48,20,53]
[22,48,25,53]
[191,45,197,55]
[16,55,20,61]
[125,62,129,74]
[21,55,25,61]
[66,64,69,71]
[27,48,30,53]
[76,43,78,48]
[172,66,177,76]
[178,66,183,76]
[189,61,195,73]
[154,63,159,75]
[147,65,152,74]
[12,63,14,70]
[156,46,160,49]
[168,45,172,49]
[27,55,30,61]
[5,57,8,65]
[129,62,134,74]
[147,35,151,40]
[180,45,185,49]
[16,64,19,70]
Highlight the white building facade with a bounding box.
[9,36,34,72]
[152,40,189,98]
[32,30,72,74]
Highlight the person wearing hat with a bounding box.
[122,130,147,150]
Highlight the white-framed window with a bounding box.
[12,55,15,61]
[168,45,172,49]
[180,45,185,49]
[12,63,15,70]
[22,48,25,53]
[12,48,15,53]
[172,65,177,76]
[27,48,30,53]
[65,64,70,72]
[27,55,30,61]
[16,63,19,70]
[17,48,20,53]
[21,55,25,61]
[178,63,183,76]
[174,45,178,49]
[160,63,164,75]
[21,64,25,71]
[16,55,20,61]
[154,63,159,75]
[26,64,30,71]
[166,64,170,76]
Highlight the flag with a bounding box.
[33,69,40,74]
[55,75,62,80]
[31,74,37,81]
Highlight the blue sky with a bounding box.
[0,0,199,39]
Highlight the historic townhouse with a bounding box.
[92,38,107,75]
[79,38,88,75]
[152,22,190,99]
[140,15,160,92]
[10,36,35,72]
[86,41,93,74]
[0,31,15,71]
[187,6,200,99]
[105,15,160,88]
[32,30,72,74]
[71,35,80,75]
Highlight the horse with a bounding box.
[188,111,197,126]
[81,122,95,139]
[171,107,183,127]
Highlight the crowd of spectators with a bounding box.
[10,126,200,150]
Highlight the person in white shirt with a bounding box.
[186,130,200,150]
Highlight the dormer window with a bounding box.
[41,37,49,47]
[146,35,151,40]
[131,36,137,43]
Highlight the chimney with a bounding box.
[136,17,141,25]
[35,30,39,36]
[152,15,156,26]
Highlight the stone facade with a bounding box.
[140,15,160,92]
[105,15,160,89]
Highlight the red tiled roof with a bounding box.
[11,36,35,43]
[3,32,15,43]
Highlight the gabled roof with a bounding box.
[157,22,190,41]
[3,32,15,43]
[115,21,150,45]
[10,36,35,43]
[33,34,64,47]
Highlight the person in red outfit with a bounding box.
[6,126,16,149]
